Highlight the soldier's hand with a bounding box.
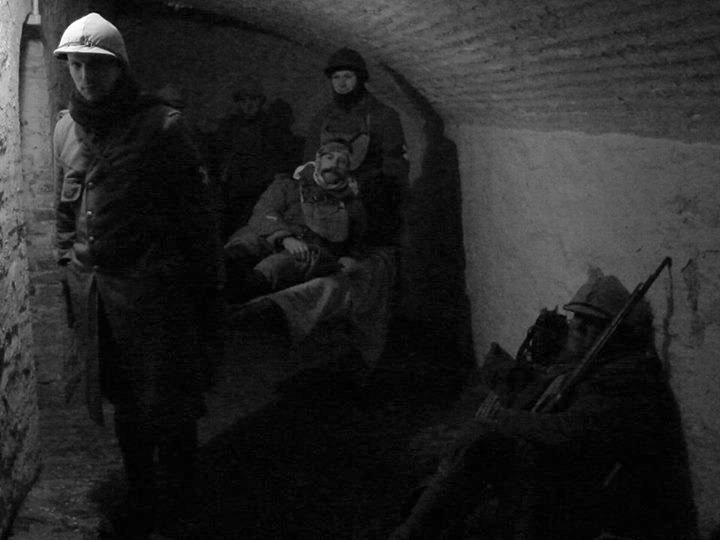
[281,237,310,262]
[338,256,361,274]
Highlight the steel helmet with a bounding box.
[324,48,369,81]
[53,13,129,67]
[563,270,630,321]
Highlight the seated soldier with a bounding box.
[224,139,366,302]
[389,269,697,540]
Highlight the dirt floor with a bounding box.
[7,313,478,540]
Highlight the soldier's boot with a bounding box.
[157,419,199,514]
[114,418,157,539]
[224,259,272,304]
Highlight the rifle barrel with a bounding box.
[533,257,672,413]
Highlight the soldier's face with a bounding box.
[565,314,604,359]
[318,151,349,183]
[331,70,358,95]
[67,53,122,102]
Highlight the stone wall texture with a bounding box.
[21,36,64,396]
[25,0,88,398]
[0,0,40,535]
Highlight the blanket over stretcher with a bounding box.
[265,246,397,369]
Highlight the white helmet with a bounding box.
[53,13,129,67]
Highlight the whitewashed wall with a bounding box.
[452,123,720,536]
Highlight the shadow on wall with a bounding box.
[386,66,474,373]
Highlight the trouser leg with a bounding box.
[98,301,156,537]
[391,431,514,539]
[113,410,157,538]
[392,467,479,539]
[157,416,199,500]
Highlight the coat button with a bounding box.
[92,265,100,271]
[89,236,95,243]
[86,210,93,217]
[87,182,94,189]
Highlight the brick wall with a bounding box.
[0,2,40,536]
[20,35,67,399]
[154,0,720,144]
[23,0,89,402]
[30,0,88,400]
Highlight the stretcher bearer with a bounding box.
[53,13,222,539]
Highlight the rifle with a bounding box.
[476,257,671,419]
[531,256,672,413]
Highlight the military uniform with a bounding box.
[53,13,221,538]
[390,273,697,540]
[304,92,407,246]
[224,158,366,294]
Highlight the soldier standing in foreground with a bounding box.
[53,13,221,539]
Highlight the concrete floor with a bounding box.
[7,316,473,539]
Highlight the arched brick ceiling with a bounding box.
[155,0,720,143]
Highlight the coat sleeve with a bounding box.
[53,114,75,267]
[247,175,302,244]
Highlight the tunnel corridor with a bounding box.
[2,0,720,538]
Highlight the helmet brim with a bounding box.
[53,44,118,60]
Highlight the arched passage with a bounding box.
[1,0,718,537]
